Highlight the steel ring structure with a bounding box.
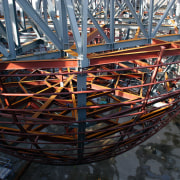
[0,0,180,165]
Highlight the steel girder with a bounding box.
[0,0,180,165]
[0,0,180,59]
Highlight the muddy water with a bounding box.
[14,115,180,180]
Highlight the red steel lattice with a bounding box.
[0,40,180,165]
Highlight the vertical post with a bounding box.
[32,0,40,11]
[92,0,96,10]
[152,0,176,37]
[135,0,137,12]
[65,0,81,54]
[43,0,48,24]
[9,0,21,47]
[176,0,180,32]
[77,0,88,161]
[139,0,143,19]
[55,0,69,49]
[104,0,109,22]
[19,7,26,30]
[110,0,115,43]
[17,0,63,50]
[47,0,62,39]
[2,0,16,59]
[80,0,88,68]
[0,20,6,38]
[148,0,154,43]
[31,0,44,38]
[77,73,87,161]
[125,0,148,38]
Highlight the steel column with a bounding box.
[77,73,87,161]
[55,0,69,48]
[152,0,176,37]
[65,0,82,54]
[16,0,63,50]
[124,0,148,38]
[8,0,21,47]
[148,0,154,42]
[110,0,115,43]
[2,0,16,59]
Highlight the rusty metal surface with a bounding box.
[1,0,180,165]
[0,40,180,165]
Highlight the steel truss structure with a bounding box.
[0,0,180,165]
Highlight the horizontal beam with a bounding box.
[0,59,78,70]
[16,39,44,55]
[90,48,180,65]
[86,38,149,53]
[2,50,62,61]
[89,41,180,65]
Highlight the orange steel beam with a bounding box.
[89,39,180,57]
[0,59,78,70]
[115,90,142,100]
[134,27,141,39]
[0,39,180,165]
[0,126,75,142]
[88,40,172,57]
[90,48,180,66]
[25,75,75,130]
[0,40,179,70]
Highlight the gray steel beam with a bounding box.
[77,73,87,161]
[176,0,180,31]
[55,0,68,49]
[139,0,143,19]
[124,0,148,38]
[152,0,176,37]
[8,0,21,47]
[154,0,166,13]
[88,10,111,43]
[91,0,103,14]
[104,0,109,22]
[16,0,63,50]
[26,17,43,38]
[43,0,48,24]
[2,50,62,61]
[47,0,62,40]
[79,0,89,67]
[156,34,180,41]
[0,20,6,38]
[19,7,26,30]
[16,39,44,55]
[86,38,149,53]
[115,2,126,17]
[148,0,154,42]
[32,0,41,12]
[90,23,175,31]
[110,0,115,43]
[64,0,82,54]
[0,44,9,57]
[2,0,16,59]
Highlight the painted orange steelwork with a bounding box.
[0,39,180,165]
